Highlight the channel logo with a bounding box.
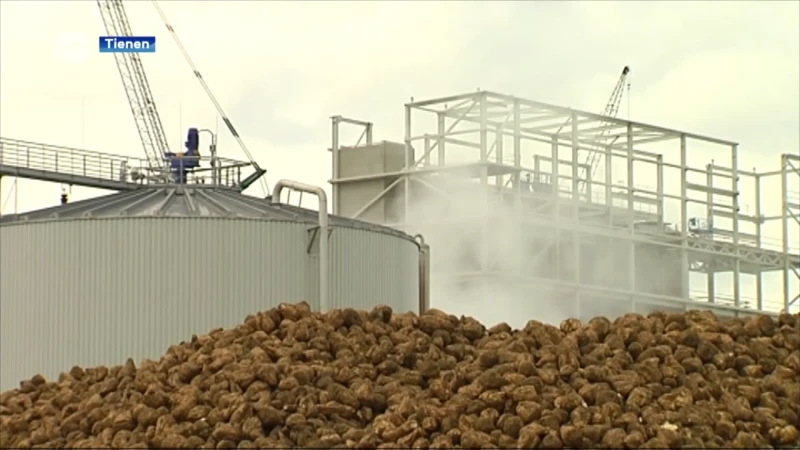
[98,36,156,53]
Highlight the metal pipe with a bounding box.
[272,180,330,313]
[404,105,412,227]
[331,116,340,215]
[414,234,431,315]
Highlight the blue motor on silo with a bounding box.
[165,128,200,183]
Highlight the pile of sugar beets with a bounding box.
[1,302,799,449]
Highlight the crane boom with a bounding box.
[579,66,630,195]
[602,66,629,119]
[97,0,170,170]
[151,1,268,195]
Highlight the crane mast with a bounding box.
[579,66,630,195]
[97,0,170,171]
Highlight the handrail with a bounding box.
[0,137,147,183]
[2,137,143,160]
[688,290,773,310]
[0,137,258,189]
[513,167,799,254]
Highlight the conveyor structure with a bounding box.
[0,137,261,193]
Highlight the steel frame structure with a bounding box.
[330,91,800,316]
[759,153,800,311]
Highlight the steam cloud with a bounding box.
[404,174,585,329]
[398,163,711,329]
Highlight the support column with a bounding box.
[586,165,593,203]
[552,136,561,280]
[495,125,504,190]
[571,111,580,293]
[479,94,490,274]
[706,164,715,303]
[627,123,636,293]
[511,99,522,207]
[574,228,581,284]
[605,143,613,226]
[781,155,790,310]
[551,137,559,200]
[437,113,446,166]
[754,170,763,310]
[423,136,431,167]
[572,123,582,284]
[679,135,690,299]
[570,112,579,209]
[479,94,488,167]
[731,144,740,307]
[657,154,665,226]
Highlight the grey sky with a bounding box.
[1,1,798,319]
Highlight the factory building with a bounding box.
[1,87,798,387]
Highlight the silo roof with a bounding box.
[0,187,411,239]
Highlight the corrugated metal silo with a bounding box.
[0,183,424,390]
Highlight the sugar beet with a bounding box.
[1,303,799,449]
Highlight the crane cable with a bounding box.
[151,1,270,197]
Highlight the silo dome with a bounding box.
[0,184,424,390]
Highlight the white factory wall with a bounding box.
[0,217,420,391]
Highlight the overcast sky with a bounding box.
[1,1,798,318]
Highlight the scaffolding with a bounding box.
[330,91,800,319]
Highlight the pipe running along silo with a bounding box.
[0,181,429,391]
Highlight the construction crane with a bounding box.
[97,0,171,174]
[1,3,264,199]
[579,66,630,195]
[97,1,266,193]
